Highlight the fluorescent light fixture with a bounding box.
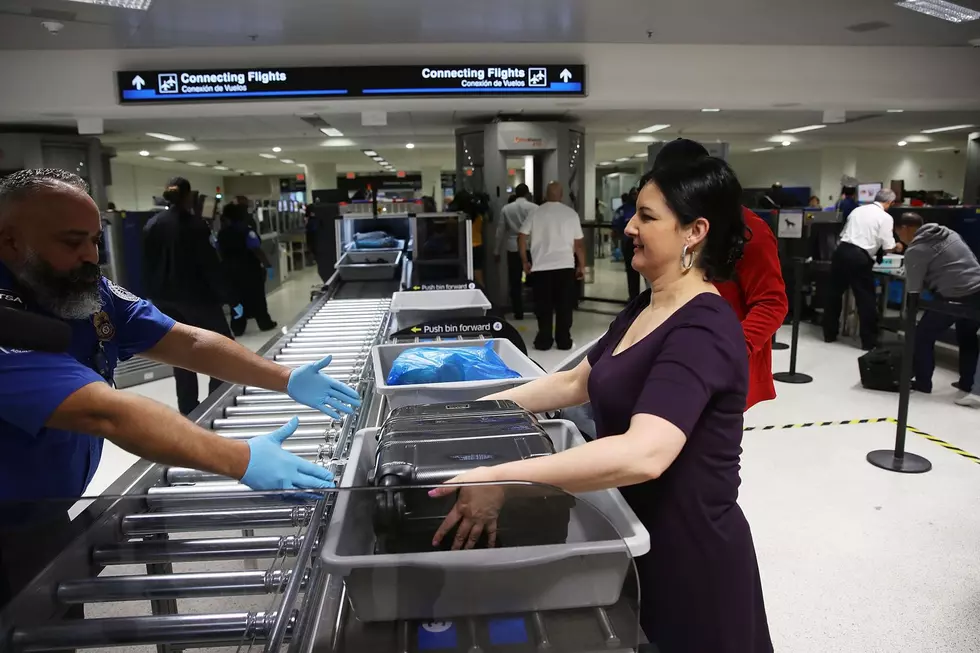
[925,146,957,152]
[251,172,263,176]
[235,169,246,173]
[905,135,933,143]
[296,163,305,167]
[599,161,613,166]
[213,165,229,170]
[921,124,974,134]
[895,0,980,24]
[615,157,630,162]
[751,147,775,152]
[373,156,385,162]
[154,156,175,162]
[626,135,658,144]
[65,0,154,9]
[320,127,344,137]
[887,109,905,113]
[781,141,792,147]
[897,141,908,147]
[163,143,199,152]
[637,124,670,134]
[768,134,798,144]
[272,146,282,153]
[321,138,354,147]
[781,124,827,134]
[363,150,378,157]
[138,150,149,156]
[634,153,648,158]
[280,159,295,164]
[701,108,721,112]
[259,153,278,159]
[405,143,416,149]
[145,132,184,142]
[187,161,206,167]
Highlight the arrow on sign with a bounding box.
[412,286,421,290]
[132,75,146,90]
[559,69,573,83]
[410,327,422,333]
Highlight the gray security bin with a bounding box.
[336,250,402,281]
[372,338,543,409]
[320,420,649,622]
[389,289,490,329]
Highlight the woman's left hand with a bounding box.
[429,467,506,550]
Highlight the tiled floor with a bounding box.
[86,265,980,653]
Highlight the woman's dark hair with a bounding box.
[163,176,191,205]
[639,156,746,282]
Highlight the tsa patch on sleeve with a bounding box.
[0,288,24,309]
[106,280,139,302]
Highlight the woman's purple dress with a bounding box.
[587,291,773,653]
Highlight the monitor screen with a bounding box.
[858,182,882,204]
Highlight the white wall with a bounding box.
[728,149,967,199]
[108,161,224,211]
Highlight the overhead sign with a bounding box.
[116,65,586,103]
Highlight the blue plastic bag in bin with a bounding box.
[386,342,521,386]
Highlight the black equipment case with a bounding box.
[372,402,572,553]
[858,345,903,392]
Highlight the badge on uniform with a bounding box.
[93,311,115,341]
[106,280,139,303]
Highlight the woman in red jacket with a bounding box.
[653,140,788,409]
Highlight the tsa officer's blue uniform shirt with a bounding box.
[0,263,175,502]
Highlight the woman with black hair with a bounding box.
[429,157,773,652]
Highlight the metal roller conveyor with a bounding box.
[12,611,279,651]
[121,506,314,535]
[234,392,298,404]
[274,351,368,361]
[166,443,332,483]
[145,484,321,510]
[279,344,371,354]
[299,327,380,335]
[57,568,308,604]
[214,426,338,440]
[223,403,317,416]
[212,413,340,429]
[93,534,304,565]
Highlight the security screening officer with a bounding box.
[0,169,360,609]
[143,177,242,415]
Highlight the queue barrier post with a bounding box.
[867,291,932,473]
[773,257,813,384]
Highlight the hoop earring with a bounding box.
[681,244,695,271]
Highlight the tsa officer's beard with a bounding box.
[16,249,103,320]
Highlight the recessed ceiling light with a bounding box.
[320,127,344,137]
[154,156,175,162]
[373,156,385,162]
[146,132,184,142]
[895,0,979,24]
[925,146,957,152]
[280,158,295,164]
[751,147,775,152]
[887,109,905,113]
[138,150,150,156]
[921,124,974,134]
[251,172,263,176]
[363,150,378,157]
[321,138,354,147]
[615,157,630,162]
[897,141,908,147]
[637,124,670,134]
[213,165,229,170]
[259,153,278,159]
[272,146,282,153]
[187,161,206,167]
[782,124,827,134]
[164,143,199,152]
[781,141,792,147]
[626,135,657,144]
[405,143,416,149]
[701,108,721,112]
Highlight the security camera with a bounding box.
[41,21,64,35]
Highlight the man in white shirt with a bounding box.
[518,181,585,351]
[495,184,537,319]
[823,188,902,350]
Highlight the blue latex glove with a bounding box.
[241,417,335,490]
[232,304,244,319]
[287,355,362,420]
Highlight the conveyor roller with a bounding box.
[121,506,314,535]
[93,534,304,565]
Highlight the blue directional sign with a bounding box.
[116,65,586,103]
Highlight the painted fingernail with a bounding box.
[428,489,438,497]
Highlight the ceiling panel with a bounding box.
[2,0,979,49]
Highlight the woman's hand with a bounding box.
[429,467,506,550]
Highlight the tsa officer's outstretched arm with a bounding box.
[47,381,335,491]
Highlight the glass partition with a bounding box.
[0,484,640,652]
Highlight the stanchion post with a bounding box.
[772,334,789,351]
[773,257,813,384]
[867,291,931,473]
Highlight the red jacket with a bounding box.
[714,208,788,410]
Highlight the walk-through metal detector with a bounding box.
[455,122,586,308]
